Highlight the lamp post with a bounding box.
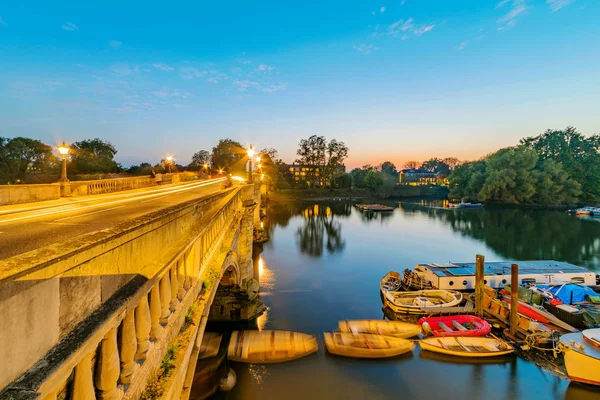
[166,156,173,173]
[58,141,70,182]
[247,145,255,183]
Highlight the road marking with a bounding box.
[141,194,170,203]
[0,178,225,225]
[54,206,126,222]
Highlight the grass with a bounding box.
[139,300,202,400]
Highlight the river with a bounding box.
[213,200,600,400]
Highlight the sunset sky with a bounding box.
[1,0,599,169]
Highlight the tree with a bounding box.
[189,150,211,171]
[350,165,376,188]
[295,135,348,187]
[0,137,56,183]
[364,170,384,192]
[258,148,287,190]
[532,159,581,205]
[211,139,247,176]
[381,161,398,178]
[521,126,600,202]
[70,138,119,174]
[403,161,421,169]
[126,162,153,175]
[295,135,327,186]
[422,158,450,175]
[448,160,487,202]
[442,157,461,170]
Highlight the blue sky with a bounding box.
[1,0,599,168]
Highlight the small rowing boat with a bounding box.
[228,330,318,363]
[383,289,463,315]
[419,336,514,357]
[324,332,415,358]
[338,320,422,338]
[418,315,491,337]
[500,296,549,323]
[381,271,402,293]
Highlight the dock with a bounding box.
[354,204,395,212]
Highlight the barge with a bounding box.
[405,261,596,291]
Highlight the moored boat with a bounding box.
[448,202,484,209]
[383,289,463,315]
[228,330,318,363]
[338,320,422,338]
[500,296,549,323]
[380,271,402,293]
[560,328,600,386]
[324,332,415,358]
[401,268,433,291]
[419,336,514,357]
[418,315,491,337]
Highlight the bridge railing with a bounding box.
[0,186,247,399]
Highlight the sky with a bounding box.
[1,0,599,169]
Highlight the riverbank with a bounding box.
[268,185,449,202]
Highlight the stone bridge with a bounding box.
[0,182,263,399]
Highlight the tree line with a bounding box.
[449,127,599,205]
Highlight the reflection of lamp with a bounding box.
[247,145,254,183]
[58,141,70,182]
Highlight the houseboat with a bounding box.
[404,261,596,291]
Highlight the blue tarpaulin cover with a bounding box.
[536,283,597,304]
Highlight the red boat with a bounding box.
[418,315,491,337]
[501,296,549,323]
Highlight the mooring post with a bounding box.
[475,254,485,317]
[510,263,519,336]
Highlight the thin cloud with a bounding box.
[547,0,574,11]
[353,44,378,55]
[497,0,528,30]
[111,63,139,76]
[257,64,274,72]
[108,40,122,49]
[388,18,435,38]
[207,77,219,83]
[153,63,174,72]
[380,7,386,14]
[458,41,469,50]
[62,22,79,31]
[152,89,191,99]
[233,80,259,92]
[400,0,406,5]
[180,67,207,79]
[261,83,287,93]
[0,17,7,27]
[413,25,435,36]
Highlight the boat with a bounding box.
[500,296,549,323]
[560,328,600,386]
[383,289,463,315]
[575,207,600,216]
[338,320,422,338]
[419,336,514,357]
[409,261,595,291]
[448,202,484,209]
[228,330,318,363]
[418,315,491,337]
[324,332,415,358]
[380,271,402,293]
[401,268,434,291]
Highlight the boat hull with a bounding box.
[324,332,414,359]
[338,320,422,338]
[419,337,514,357]
[418,315,491,337]
[228,330,318,363]
[384,289,463,315]
[560,330,600,386]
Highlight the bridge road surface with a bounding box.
[0,178,226,260]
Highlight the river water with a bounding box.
[214,200,600,400]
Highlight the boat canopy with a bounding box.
[536,283,597,304]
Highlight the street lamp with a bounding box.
[247,145,255,183]
[58,141,70,182]
[166,156,173,173]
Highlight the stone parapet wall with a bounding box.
[0,183,61,205]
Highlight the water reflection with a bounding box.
[265,201,351,257]
[399,201,600,270]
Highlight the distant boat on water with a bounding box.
[448,202,484,209]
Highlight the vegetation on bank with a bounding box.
[449,127,599,205]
